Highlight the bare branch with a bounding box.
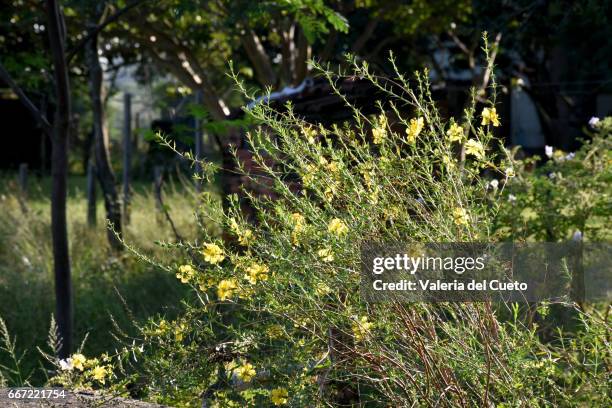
[0,61,52,134]
[352,17,379,54]
[241,29,277,88]
[66,0,148,63]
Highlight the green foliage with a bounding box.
[494,120,611,242]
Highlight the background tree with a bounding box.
[0,0,74,358]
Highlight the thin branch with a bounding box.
[66,0,148,63]
[0,61,52,134]
[351,17,379,54]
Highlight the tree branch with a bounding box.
[352,17,379,54]
[0,61,52,134]
[241,29,277,88]
[66,0,148,63]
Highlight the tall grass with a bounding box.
[0,173,205,385]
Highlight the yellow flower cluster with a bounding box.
[290,212,306,245]
[61,353,110,384]
[352,316,373,341]
[465,139,485,160]
[176,264,195,283]
[244,262,269,284]
[481,107,501,127]
[234,362,256,383]
[174,322,187,342]
[372,127,386,144]
[229,218,253,246]
[446,122,464,143]
[71,353,87,371]
[327,218,348,236]
[217,278,238,300]
[91,365,108,384]
[317,247,334,262]
[202,243,225,264]
[453,207,469,226]
[270,387,289,406]
[406,117,424,144]
[302,164,317,186]
[372,114,388,145]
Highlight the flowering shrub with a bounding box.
[494,117,611,242]
[61,48,609,406]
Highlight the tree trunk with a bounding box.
[122,93,132,225]
[46,0,73,359]
[85,30,123,251]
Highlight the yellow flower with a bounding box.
[270,387,289,406]
[324,185,336,202]
[202,243,225,264]
[71,353,86,371]
[174,323,187,342]
[372,127,386,144]
[217,279,238,300]
[291,212,305,229]
[198,277,215,292]
[481,107,501,127]
[154,319,169,336]
[327,218,348,236]
[302,164,317,186]
[325,161,340,173]
[266,324,284,339]
[91,365,107,384]
[290,213,306,246]
[245,262,269,284]
[229,218,253,246]
[446,122,464,142]
[406,117,424,144]
[238,229,253,246]
[352,316,373,341]
[442,154,455,169]
[234,362,256,383]
[303,126,316,144]
[453,207,469,226]
[317,247,334,262]
[315,282,331,296]
[176,264,195,283]
[505,167,515,178]
[465,139,485,160]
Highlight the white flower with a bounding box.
[572,231,583,241]
[548,172,556,179]
[564,152,575,161]
[488,179,499,190]
[545,145,553,158]
[59,358,74,371]
[588,117,600,127]
[508,194,517,203]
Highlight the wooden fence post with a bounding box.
[18,163,28,196]
[86,160,97,226]
[17,163,29,213]
[123,92,132,225]
[194,90,203,192]
[154,165,163,224]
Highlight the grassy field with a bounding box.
[0,172,205,385]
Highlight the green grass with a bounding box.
[0,173,206,385]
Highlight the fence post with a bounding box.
[123,92,132,225]
[154,165,163,224]
[18,163,28,196]
[194,90,204,192]
[86,160,97,226]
